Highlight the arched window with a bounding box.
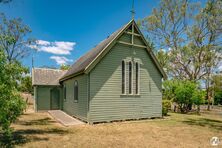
[122,61,126,94]
[129,61,132,94]
[135,62,140,94]
[64,84,66,101]
[74,80,78,102]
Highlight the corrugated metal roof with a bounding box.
[32,68,67,86]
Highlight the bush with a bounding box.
[214,91,222,105]
[163,80,205,113]
[162,100,171,116]
[0,51,26,144]
[174,80,197,113]
[192,90,205,113]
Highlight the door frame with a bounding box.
[50,87,60,110]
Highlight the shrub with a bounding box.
[163,80,205,113]
[0,51,26,144]
[163,80,178,100]
[174,80,196,113]
[162,100,171,116]
[214,91,222,105]
[192,90,205,113]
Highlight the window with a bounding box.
[122,61,126,94]
[64,85,66,101]
[135,62,140,94]
[121,60,140,95]
[74,80,78,102]
[129,61,132,94]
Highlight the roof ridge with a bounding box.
[60,20,133,81]
[33,67,67,71]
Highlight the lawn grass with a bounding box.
[3,108,222,148]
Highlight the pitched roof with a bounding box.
[60,22,129,81]
[60,19,167,81]
[32,68,67,86]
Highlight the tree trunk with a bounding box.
[197,105,200,114]
[206,69,211,111]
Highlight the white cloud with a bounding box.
[29,40,76,55]
[37,40,50,46]
[218,62,222,71]
[50,56,73,65]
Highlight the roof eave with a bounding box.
[132,20,168,79]
[59,70,85,82]
[84,19,134,74]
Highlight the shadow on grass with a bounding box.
[0,132,48,148]
[182,118,222,131]
[16,117,56,126]
[0,119,70,147]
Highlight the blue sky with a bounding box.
[0,0,158,69]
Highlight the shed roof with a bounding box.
[32,68,67,86]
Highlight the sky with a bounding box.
[0,0,159,70]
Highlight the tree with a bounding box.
[60,64,70,70]
[214,91,222,105]
[0,13,34,62]
[138,0,222,81]
[163,80,177,100]
[212,74,222,92]
[174,80,197,113]
[192,90,205,113]
[0,50,26,145]
[0,13,29,145]
[19,75,33,94]
[212,74,222,105]
[139,0,222,111]
[155,49,169,71]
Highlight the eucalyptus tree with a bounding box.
[138,0,222,80]
[0,13,34,62]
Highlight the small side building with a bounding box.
[32,68,67,111]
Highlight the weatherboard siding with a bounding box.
[34,86,37,111]
[88,40,162,123]
[36,86,51,110]
[62,74,88,121]
[36,86,63,111]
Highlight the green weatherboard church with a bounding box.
[32,19,167,124]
